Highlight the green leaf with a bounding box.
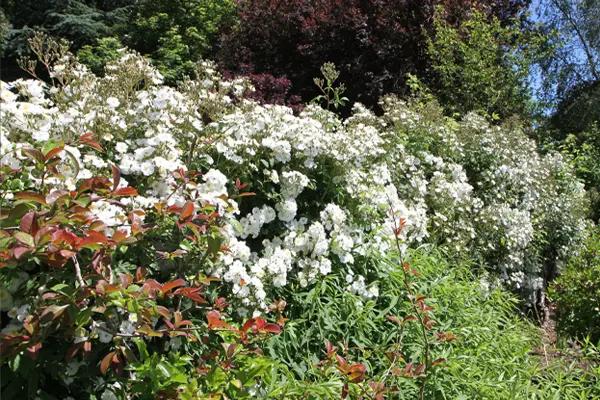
[14,232,34,247]
[134,338,150,361]
[207,234,223,256]
[50,283,70,293]
[11,354,21,372]
[157,362,171,379]
[0,204,33,227]
[41,139,65,156]
[62,148,80,180]
[75,308,93,327]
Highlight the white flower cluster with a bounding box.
[381,97,589,301]
[1,52,589,310]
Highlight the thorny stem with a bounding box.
[387,200,431,400]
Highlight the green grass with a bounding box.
[260,247,600,399]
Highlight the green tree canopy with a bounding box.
[427,8,548,120]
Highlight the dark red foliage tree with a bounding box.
[218,0,530,111]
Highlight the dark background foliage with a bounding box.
[0,0,130,80]
[218,0,530,111]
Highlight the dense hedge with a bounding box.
[0,37,594,398]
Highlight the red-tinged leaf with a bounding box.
[112,187,138,197]
[93,281,108,295]
[41,293,60,303]
[25,342,42,360]
[46,251,71,268]
[14,191,47,205]
[173,287,207,304]
[183,221,207,240]
[341,383,349,399]
[424,318,436,330]
[244,318,276,334]
[174,311,192,328]
[432,358,446,367]
[119,273,133,288]
[23,148,45,163]
[235,178,248,190]
[76,179,92,194]
[166,204,180,214]
[111,164,121,192]
[131,217,143,235]
[132,209,146,217]
[59,249,76,258]
[206,310,233,330]
[214,297,228,310]
[135,267,147,282]
[34,226,54,247]
[156,306,171,320]
[347,363,367,383]
[39,304,69,323]
[22,318,34,335]
[179,201,195,221]
[12,246,31,259]
[163,318,175,330]
[77,230,109,249]
[137,325,163,338]
[13,232,34,247]
[336,354,348,369]
[91,250,106,275]
[197,365,210,376]
[161,278,186,295]
[325,340,336,357]
[45,189,70,205]
[89,220,107,232]
[173,168,187,181]
[414,363,426,376]
[79,133,104,152]
[100,351,116,375]
[19,212,38,235]
[44,145,64,161]
[369,381,387,400]
[436,332,457,342]
[142,279,162,295]
[46,159,60,175]
[52,229,79,246]
[260,322,281,334]
[226,343,237,358]
[241,318,255,333]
